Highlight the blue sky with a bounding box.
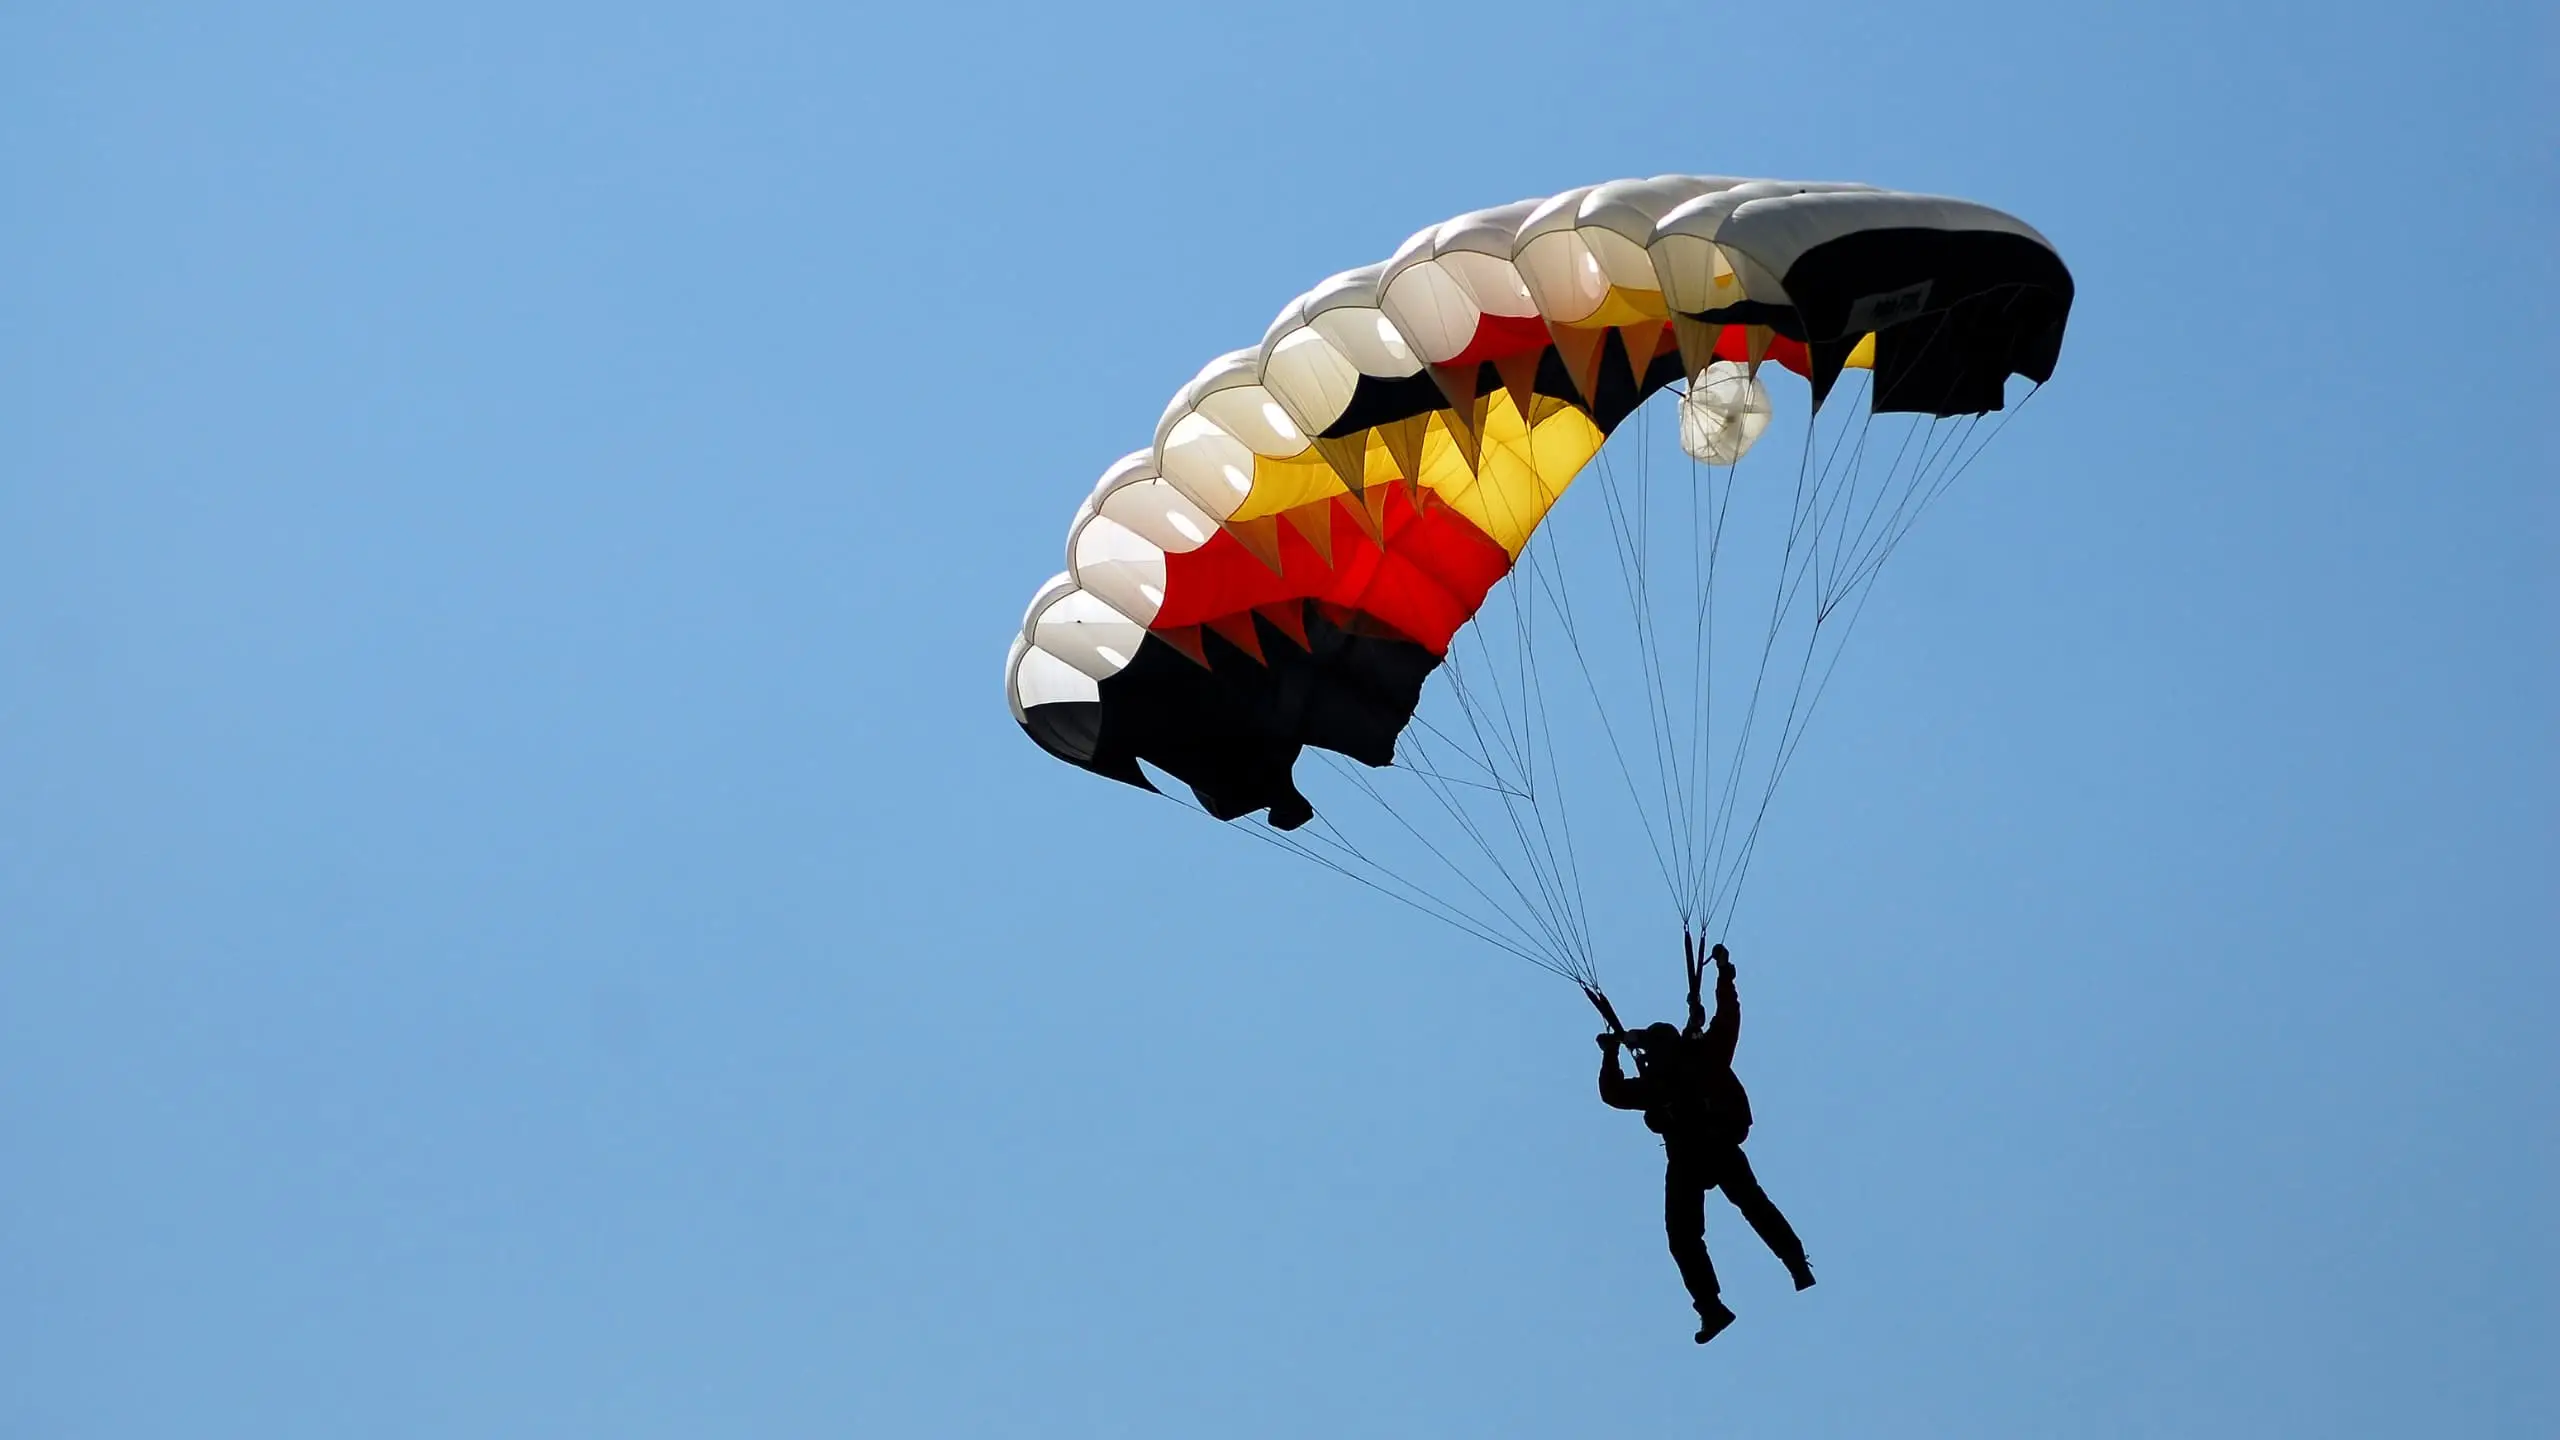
[3,2,2552,1435]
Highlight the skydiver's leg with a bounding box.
[1664,1156,1732,1340]
[1715,1146,1814,1289]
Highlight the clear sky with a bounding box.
[4,2,2552,1435]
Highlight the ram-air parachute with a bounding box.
[1005,176,2071,986]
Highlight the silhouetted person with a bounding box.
[1599,940,1814,1344]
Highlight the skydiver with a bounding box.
[1596,939,1814,1344]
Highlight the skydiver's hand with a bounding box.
[1596,1032,1620,1053]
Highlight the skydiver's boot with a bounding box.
[1788,1257,1816,1292]
[1693,1298,1736,1345]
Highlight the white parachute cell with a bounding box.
[1678,361,1773,465]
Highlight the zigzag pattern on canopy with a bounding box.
[1008,175,2073,827]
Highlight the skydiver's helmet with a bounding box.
[1637,1022,1683,1052]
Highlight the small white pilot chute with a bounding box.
[1677,360,1773,465]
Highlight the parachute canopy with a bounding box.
[1008,176,2070,837]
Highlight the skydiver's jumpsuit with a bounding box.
[1599,965,1810,1317]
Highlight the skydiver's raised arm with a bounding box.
[1597,1034,1649,1110]
[1703,946,1740,1067]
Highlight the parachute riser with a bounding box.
[1582,982,1646,1075]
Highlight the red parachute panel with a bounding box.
[1154,486,1513,655]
